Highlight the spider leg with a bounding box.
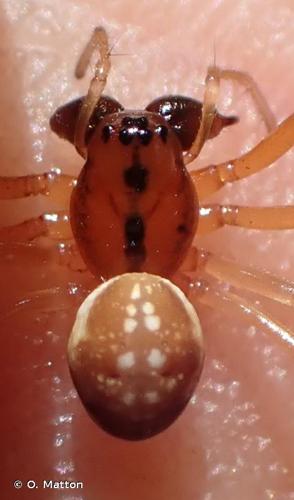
[0,171,83,269]
[184,66,220,165]
[191,113,294,200]
[184,66,276,166]
[0,171,76,204]
[180,248,294,307]
[198,204,294,233]
[0,211,87,271]
[0,211,72,242]
[0,169,74,242]
[210,68,276,132]
[0,281,91,321]
[51,241,87,272]
[74,26,111,158]
[0,233,87,272]
[186,276,294,348]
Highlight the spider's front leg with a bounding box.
[146,64,276,165]
[74,26,111,158]
[184,65,277,165]
[0,27,114,271]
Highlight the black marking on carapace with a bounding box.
[124,214,146,266]
[101,125,113,143]
[124,160,149,192]
[125,214,145,244]
[119,128,134,145]
[122,116,149,129]
[119,116,153,146]
[155,125,168,143]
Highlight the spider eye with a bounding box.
[101,125,113,143]
[155,125,168,143]
[119,128,133,145]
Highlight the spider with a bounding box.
[0,27,293,440]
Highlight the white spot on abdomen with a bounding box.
[166,378,177,391]
[131,283,141,300]
[124,318,138,333]
[126,303,137,316]
[122,392,136,406]
[142,302,155,315]
[147,348,166,369]
[145,285,153,295]
[144,315,161,331]
[144,391,160,404]
[117,351,135,370]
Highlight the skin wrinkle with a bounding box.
[0,1,293,499]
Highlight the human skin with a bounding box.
[0,1,293,499]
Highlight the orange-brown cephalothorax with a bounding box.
[70,111,198,280]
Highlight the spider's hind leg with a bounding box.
[185,274,294,348]
[181,248,294,308]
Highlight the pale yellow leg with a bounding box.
[0,211,72,242]
[187,277,294,348]
[74,26,111,158]
[211,68,276,132]
[184,66,276,166]
[0,170,75,204]
[1,279,90,321]
[184,65,220,165]
[198,204,294,233]
[180,248,294,307]
[191,113,294,200]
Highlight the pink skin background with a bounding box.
[0,0,293,499]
